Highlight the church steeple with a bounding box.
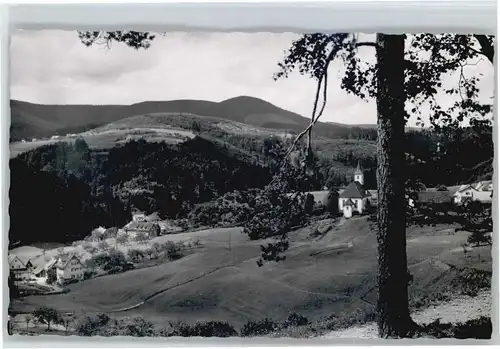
[354,161,364,185]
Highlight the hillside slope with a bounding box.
[10,96,376,142]
[10,218,486,329]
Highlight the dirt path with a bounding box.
[321,290,492,339]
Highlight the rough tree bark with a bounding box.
[375,33,414,338]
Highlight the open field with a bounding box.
[10,216,489,331]
[9,126,195,158]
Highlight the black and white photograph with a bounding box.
[7,29,494,339]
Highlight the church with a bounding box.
[338,162,372,218]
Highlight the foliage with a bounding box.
[283,312,310,328]
[164,241,185,261]
[86,250,128,272]
[243,173,306,265]
[240,318,279,337]
[31,307,62,331]
[77,313,112,336]
[187,189,260,228]
[418,316,491,339]
[127,249,146,263]
[168,320,238,337]
[451,268,491,297]
[10,137,271,245]
[451,201,493,246]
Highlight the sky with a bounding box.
[10,30,494,127]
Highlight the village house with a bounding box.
[8,254,33,282]
[54,253,85,285]
[32,257,58,283]
[452,180,493,205]
[124,221,161,239]
[338,162,372,218]
[132,211,147,222]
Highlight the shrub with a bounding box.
[165,242,184,261]
[32,307,62,331]
[170,321,237,337]
[187,189,259,228]
[86,250,127,272]
[304,194,315,215]
[284,312,310,328]
[241,318,279,337]
[127,249,145,263]
[124,317,155,337]
[77,313,111,336]
[83,270,96,280]
[419,316,492,339]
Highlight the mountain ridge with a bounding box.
[10,96,379,142]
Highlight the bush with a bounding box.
[241,318,279,337]
[165,241,184,261]
[304,194,315,215]
[170,321,237,337]
[86,250,127,272]
[284,312,310,328]
[83,270,96,280]
[187,189,259,228]
[419,316,492,339]
[127,249,145,263]
[77,313,111,336]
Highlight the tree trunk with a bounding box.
[375,33,415,338]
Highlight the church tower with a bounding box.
[354,161,364,185]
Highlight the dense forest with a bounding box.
[9,118,492,245]
[9,137,272,244]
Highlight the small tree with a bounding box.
[459,201,493,246]
[24,314,33,331]
[127,249,145,263]
[304,193,315,215]
[144,247,157,260]
[32,307,61,331]
[324,188,339,216]
[151,242,162,254]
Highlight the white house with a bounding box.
[452,184,477,204]
[132,212,147,222]
[8,254,33,281]
[338,162,372,218]
[54,253,85,285]
[32,257,57,280]
[453,181,493,205]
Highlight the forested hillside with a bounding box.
[9,137,271,245]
